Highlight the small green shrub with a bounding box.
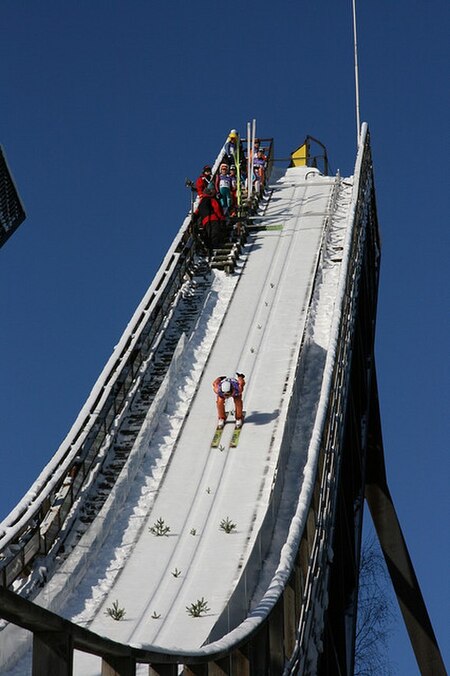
[220,517,237,534]
[186,597,210,617]
[105,600,126,621]
[149,517,171,536]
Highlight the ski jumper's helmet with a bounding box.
[221,379,231,394]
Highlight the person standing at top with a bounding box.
[253,148,267,194]
[212,373,245,428]
[223,129,239,166]
[194,185,226,256]
[253,138,267,160]
[195,165,213,197]
[215,163,233,215]
[224,130,247,187]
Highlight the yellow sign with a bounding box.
[290,140,309,167]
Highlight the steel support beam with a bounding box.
[365,372,446,675]
[101,655,136,675]
[32,630,73,676]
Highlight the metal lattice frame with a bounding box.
[0,146,26,248]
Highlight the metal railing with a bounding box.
[0,226,197,586]
[288,123,379,672]
[0,145,26,248]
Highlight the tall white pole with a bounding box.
[251,118,256,194]
[247,122,252,199]
[352,0,361,146]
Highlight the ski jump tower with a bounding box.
[0,124,444,675]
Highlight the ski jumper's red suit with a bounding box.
[213,375,245,422]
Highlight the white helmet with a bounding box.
[221,379,231,394]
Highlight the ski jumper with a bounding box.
[213,376,245,421]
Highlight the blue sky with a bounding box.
[0,1,448,672]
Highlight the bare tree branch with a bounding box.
[354,534,396,675]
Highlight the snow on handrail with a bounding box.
[0,232,184,546]
[285,123,375,669]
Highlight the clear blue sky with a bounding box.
[1,2,448,673]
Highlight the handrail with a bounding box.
[0,236,196,587]
[1,229,188,538]
[288,122,378,671]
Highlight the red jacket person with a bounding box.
[212,374,245,429]
[195,165,213,197]
[194,186,226,254]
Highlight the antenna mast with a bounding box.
[352,0,361,146]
